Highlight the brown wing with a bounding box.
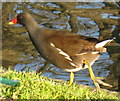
[36,29,100,71]
[46,30,99,55]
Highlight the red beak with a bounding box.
[9,18,17,25]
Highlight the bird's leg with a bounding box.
[35,61,50,74]
[96,77,105,80]
[69,72,74,86]
[83,60,100,91]
[83,60,112,91]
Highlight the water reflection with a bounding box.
[2,2,120,91]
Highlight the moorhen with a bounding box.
[9,13,113,90]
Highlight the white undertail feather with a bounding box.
[95,39,114,48]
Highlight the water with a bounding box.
[2,2,120,90]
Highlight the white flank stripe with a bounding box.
[57,48,72,61]
[50,43,55,47]
[76,52,87,55]
[50,43,72,61]
[92,52,99,54]
[65,67,81,72]
[65,56,72,61]
[70,62,76,67]
[95,39,113,48]
[64,67,83,72]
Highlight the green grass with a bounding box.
[0,68,119,99]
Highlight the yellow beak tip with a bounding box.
[8,22,14,25]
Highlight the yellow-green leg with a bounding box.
[84,60,100,91]
[84,60,112,91]
[69,72,74,86]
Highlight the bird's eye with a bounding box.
[20,16,22,19]
[18,16,22,19]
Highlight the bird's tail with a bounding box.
[95,38,115,48]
